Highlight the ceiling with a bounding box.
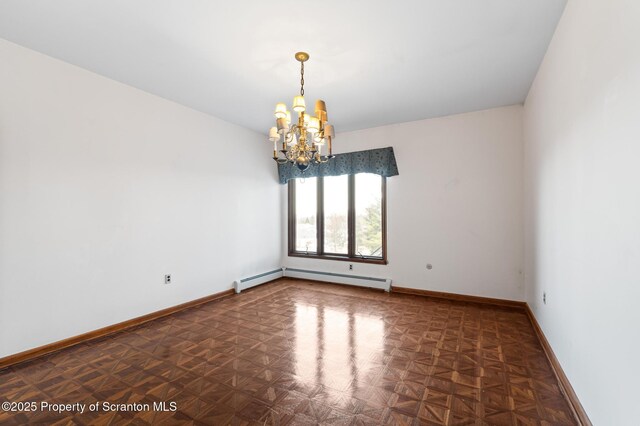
[0,0,566,134]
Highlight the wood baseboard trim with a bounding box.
[524,305,592,425]
[391,285,526,309]
[0,288,235,370]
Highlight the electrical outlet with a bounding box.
[349,264,353,271]
[165,274,172,285]
[543,292,546,304]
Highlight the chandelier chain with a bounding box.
[300,61,305,96]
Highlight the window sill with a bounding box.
[288,252,388,265]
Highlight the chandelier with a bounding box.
[269,52,335,171]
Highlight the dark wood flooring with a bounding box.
[0,279,576,425]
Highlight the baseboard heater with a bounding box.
[234,268,284,293]
[283,267,392,292]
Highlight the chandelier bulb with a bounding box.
[293,96,305,113]
[268,127,280,142]
[308,116,320,133]
[276,118,289,134]
[274,103,287,119]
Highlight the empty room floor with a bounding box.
[0,280,576,425]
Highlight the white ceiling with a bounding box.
[0,0,566,134]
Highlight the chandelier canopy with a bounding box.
[269,52,335,171]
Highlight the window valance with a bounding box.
[277,147,399,184]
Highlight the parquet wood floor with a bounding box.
[0,279,576,425]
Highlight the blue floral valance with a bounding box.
[277,147,399,184]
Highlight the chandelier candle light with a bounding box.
[269,52,335,171]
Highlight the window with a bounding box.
[294,177,317,252]
[288,173,387,264]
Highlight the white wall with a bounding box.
[282,105,524,301]
[523,1,640,424]
[0,39,281,358]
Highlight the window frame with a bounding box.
[288,174,388,265]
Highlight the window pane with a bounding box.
[295,177,317,252]
[355,174,382,257]
[323,175,348,254]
